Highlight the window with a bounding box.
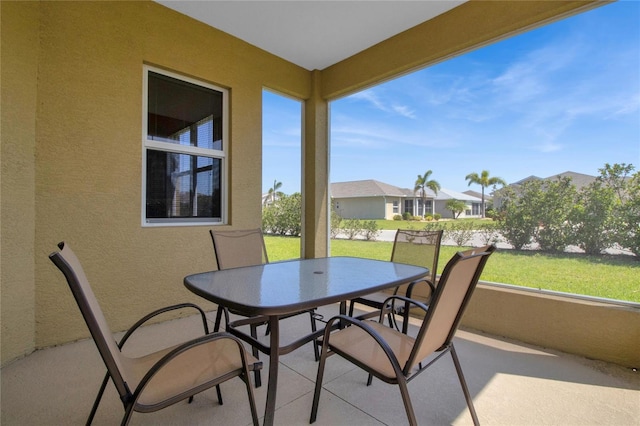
[424,200,433,213]
[392,200,399,213]
[472,202,482,216]
[404,199,414,215]
[143,66,227,225]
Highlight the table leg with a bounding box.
[263,315,279,426]
[339,301,347,328]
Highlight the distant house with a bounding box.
[330,179,484,220]
[493,171,597,209]
[433,188,485,218]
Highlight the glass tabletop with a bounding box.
[184,256,429,316]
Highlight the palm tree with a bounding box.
[414,170,441,217]
[265,179,283,205]
[465,170,507,217]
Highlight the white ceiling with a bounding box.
[156,1,466,70]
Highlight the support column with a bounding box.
[302,70,329,258]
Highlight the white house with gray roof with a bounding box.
[330,179,484,220]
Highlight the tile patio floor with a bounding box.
[2,305,638,425]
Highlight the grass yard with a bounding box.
[264,235,640,303]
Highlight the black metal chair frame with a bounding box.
[311,245,496,426]
[49,242,261,426]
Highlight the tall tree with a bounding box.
[465,170,506,217]
[414,170,441,217]
[265,179,283,205]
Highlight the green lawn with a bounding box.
[264,235,640,303]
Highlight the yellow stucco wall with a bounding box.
[1,0,39,364]
[463,284,640,368]
[1,0,310,362]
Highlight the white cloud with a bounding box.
[349,89,416,119]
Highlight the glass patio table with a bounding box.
[184,256,429,426]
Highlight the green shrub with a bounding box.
[361,220,380,241]
[477,222,501,245]
[424,215,433,221]
[262,193,302,236]
[342,218,362,240]
[535,177,576,252]
[497,183,540,249]
[423,221,446,232]
[392,214,403,221]
[330,210,343,239]
[434,213,441,221]
[445,221,476,246]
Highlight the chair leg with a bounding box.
[216,385,223,405]
[450,344,480,426]
[86,372,110,425]
[250,323,262,388]
[120,403,135,426]
[398,376,418,426]
[309,343,329,424]
[348,301,355,317]
[242,371,260,426]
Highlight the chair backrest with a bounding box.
[210,228,269,269]
[48,242,131,398]
[405,245,495,373]
[391,229,443,286]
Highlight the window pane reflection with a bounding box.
[146,150,221,220]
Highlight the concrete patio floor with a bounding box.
[2,305,638,425]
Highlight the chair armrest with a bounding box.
[404,279,436,301]
[381,295,429,317]
[118,303,209,349]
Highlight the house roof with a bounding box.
[463,189,490,200]
[331,180,408,198]
[331,179,481,202]
[434,188,481,202]
[544,171,596,190]
[510,171,596,190]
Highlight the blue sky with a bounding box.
[263,1,639,195]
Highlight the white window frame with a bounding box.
[141,65,228,227]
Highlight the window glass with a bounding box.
[147,72,223,150]
[146,151,221,220]
[143,67,226,225]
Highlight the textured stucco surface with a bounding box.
[1,1,39,364]
[2,1,310,360]
[2,0,618,368]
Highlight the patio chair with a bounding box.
[310,245,496,426]
[348,229,443,331]
[49,242,261,426]
[210,229,320,379]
